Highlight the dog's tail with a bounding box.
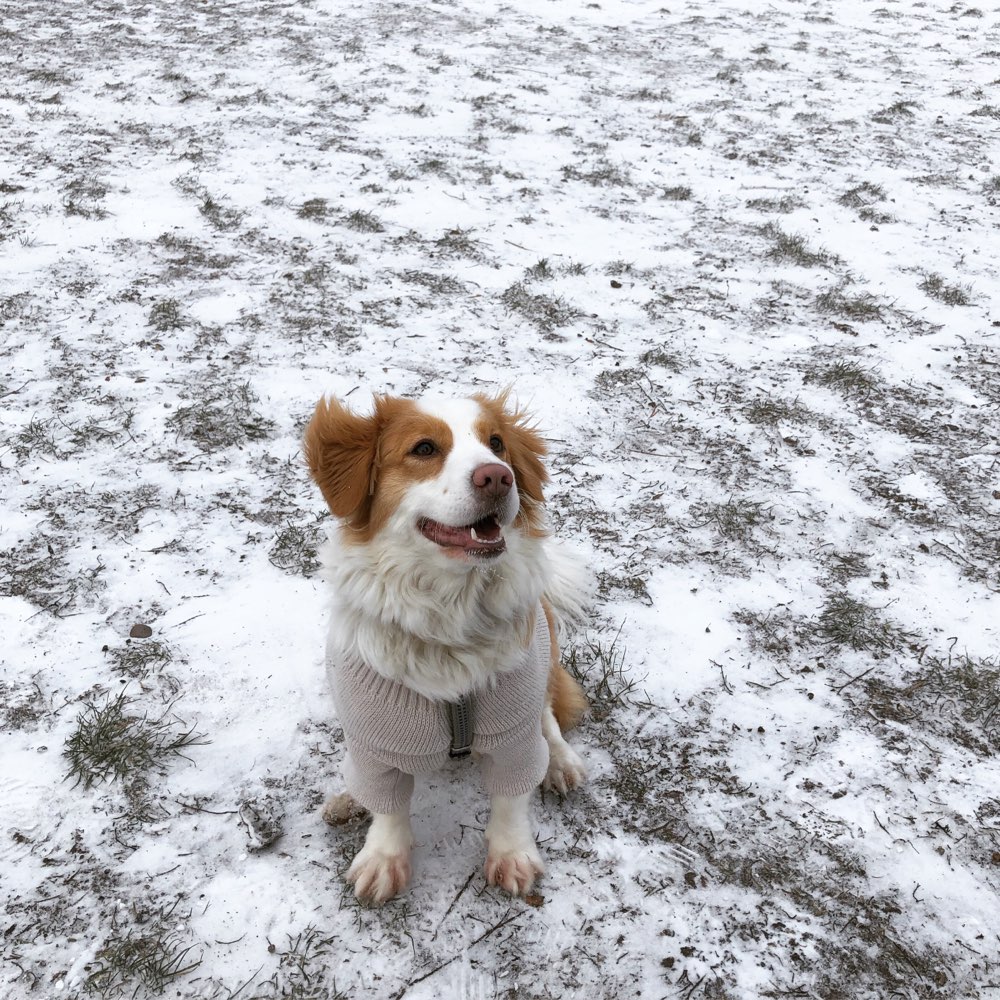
[541,543,590,733]
[547,658,588,733]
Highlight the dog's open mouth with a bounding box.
[419,515,506,556]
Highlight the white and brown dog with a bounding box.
[304,390,586,904]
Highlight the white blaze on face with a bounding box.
[387,396,520,557]
[423,396,517,524]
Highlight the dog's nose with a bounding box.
[472,463,513,498]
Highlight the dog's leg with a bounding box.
[541,703,586,795]
[346,810,413,904]
[484,791,543,895]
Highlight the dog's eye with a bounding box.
[489,435,504,455]
[411,440,437,458]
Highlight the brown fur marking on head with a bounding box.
[305,395,460,540]
[474,389,549,536]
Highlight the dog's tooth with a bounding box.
[470,526,481,541]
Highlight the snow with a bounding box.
[2,0,1000,996]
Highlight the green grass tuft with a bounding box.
[918,272,972,306]
[690,497,772,540]
[812,593,909,654]
[86,904,202,999]
[762,223,835,267]
[63,690,206,789]
[342,209,384,233]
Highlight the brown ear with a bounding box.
[303,396,379,519]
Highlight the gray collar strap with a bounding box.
[448,694,474,758]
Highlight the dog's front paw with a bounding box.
[543,742,586,796]
[485,848,544,896]
[347,847,411,904]
[322,792,369,827]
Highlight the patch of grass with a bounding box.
[561,159,631,186]
[199,192,243,231]
[0,534,105,615]
[743,395,803,425]
[690,498,772,540]
[918,272,972,306]
[397,269,464,294]
[858,652,1000,753]
[806,359,879,397]
[108,640,173,680]
[624,87,670,101]
[154,233,237,277]
[733,608,796,657]
[838,181,885,208]
[168,381,275,451]
[598,260,627,281]
[871,100,918,123]
[825,551,870,584]
[64,690,205,791]
[566,626,638,719]
[640,347,683,371]
[745,195,802,213]
[63,176,109,219]
[525,257,555,281]
[248,926,348,1000]
[838,182,895,224]
[969,105,1000,119]
[500,281,581,334]
[25,484,160,538]
[811,593,909,654]
[268,524,322,577]
[86,903,202,999]
[297,198,330,220]
[0,679,46,729]
[14,415,64,458]
[762,224,835,267]
[865,476,937,525]
[148,297,185,331]
[815,288,883,321]
[432,226,484,259]
[342,209,383,233]
[597,570,653,607]
[593,367,642,393]
[1,291,30,322]
[661,185,692,201]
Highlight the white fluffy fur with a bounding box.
[320,526,551,701]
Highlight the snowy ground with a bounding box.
[2,0,1000,997]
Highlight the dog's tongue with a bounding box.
[421,517,505,555]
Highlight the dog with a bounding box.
[304,390,587,904]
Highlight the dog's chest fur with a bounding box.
[320,528,551,701]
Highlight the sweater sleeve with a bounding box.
[478,720,549,798]
[343,749,415,816]
[475,607,551,797]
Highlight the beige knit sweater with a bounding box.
[329,608,550,814]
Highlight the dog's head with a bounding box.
[304,391,548,561]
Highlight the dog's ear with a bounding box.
[304,396,380,519]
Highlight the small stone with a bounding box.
[129,624,153,638]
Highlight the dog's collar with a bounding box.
[448,694,474,758]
